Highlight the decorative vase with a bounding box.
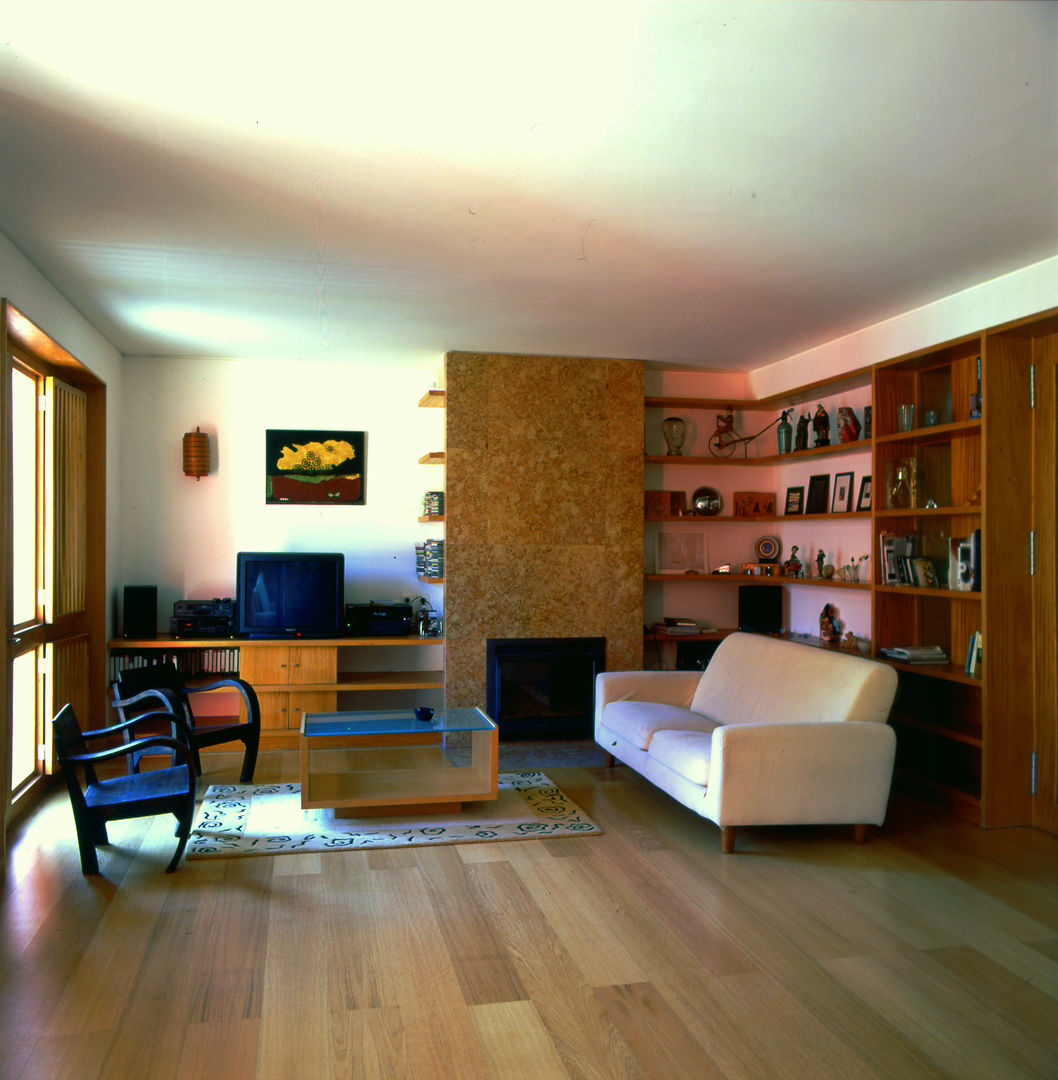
[662,416,687,456]
[838,407,861,443]
[777,410,792,454]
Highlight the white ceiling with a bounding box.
[0,1,1055,371]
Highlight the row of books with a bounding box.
[878,645,949,665]
[416,538,445,578]
[422,490,444,516]
[108,648,240,682]
[964,630,984,677]
[879,529,980,591]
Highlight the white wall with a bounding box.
[120,356,444,629]
[0,231,124,634]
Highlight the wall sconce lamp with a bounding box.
[182,427,210,480]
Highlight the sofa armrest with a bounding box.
[595,670,703,727]
[701,721,897,828]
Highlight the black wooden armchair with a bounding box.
[52,703,197,874]
[112,661,261,782]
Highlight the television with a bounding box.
[235,552,345,638]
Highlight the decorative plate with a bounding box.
[691,486,723,516]
[755,535,781,563]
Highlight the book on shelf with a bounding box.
[879,645,949,664]
[964,630,983,677]
[652,618,705,635]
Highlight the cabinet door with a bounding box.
[289,691,338,730]
[257,692,291,731]
[240,646,291,685]
[289,646,337,685]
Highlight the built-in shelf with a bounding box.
[646,511,872,523]
[645,439,871,467]
[418,452,445,465]
[644,573,870,589]
[418,389,446,407]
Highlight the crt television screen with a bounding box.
[237,552,344,636]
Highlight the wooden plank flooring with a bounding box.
[2,750,1057,1079]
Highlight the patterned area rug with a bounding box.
[187,771,600,858]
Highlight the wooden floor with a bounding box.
[3,750,1058,1080]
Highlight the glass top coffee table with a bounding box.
[299,707,498,815]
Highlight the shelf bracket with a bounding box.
[1029,530,1037,576]
[1030,363,1037,409]
[1031,751,1038,795]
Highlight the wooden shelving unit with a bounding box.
[108,636,445,751]
[646,310,1058,828]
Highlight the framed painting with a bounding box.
[784,486,804,515]
[856,475,873,512]
[805,474,830,515]
[266,429,365,505]
[831,471,854,513]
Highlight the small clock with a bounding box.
[755,535,781,563]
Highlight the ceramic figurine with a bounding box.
[816,548,825,578]
[795,413,810,450]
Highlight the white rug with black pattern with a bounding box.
[187,771,600,858]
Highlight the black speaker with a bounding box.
[123,586,158,639]
[738,585,782,635]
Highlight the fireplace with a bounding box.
[486,637,606,741]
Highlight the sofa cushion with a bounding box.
[689,632,898,728]
[600,701,715,750]
[648,729,714,786]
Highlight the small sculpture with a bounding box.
[662,416,687,456]
[783,544,802,578]
[816,548,825,578]
[820,603,840,643]
[795,413,810,451]
[812,404,830,447]
[841,631,859,651]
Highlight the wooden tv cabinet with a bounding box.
[107,635,445,751]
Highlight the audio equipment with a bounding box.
[123,586,158,639]
[738,585,782,635]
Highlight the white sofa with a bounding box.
[595,632,899,852]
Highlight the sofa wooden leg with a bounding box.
[853,824,868,844]
[720,827,736,854]
[605,752,616,767]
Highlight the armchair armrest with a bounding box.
[66,732,193,768]
[82,710,191,741]
[187,678,260,727]
[111,686,182,716]
[595,670,703,726]
[702,721,897,828]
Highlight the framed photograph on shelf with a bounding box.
[856,475,872,512]
[784,486,804,515]
[654,531,706,574]
[831,471,854,513]
[805,474,830,514]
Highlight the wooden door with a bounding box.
[1032,333,1058,834]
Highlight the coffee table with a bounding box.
[299,707,498,815]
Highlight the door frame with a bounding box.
[1,301,107,843]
